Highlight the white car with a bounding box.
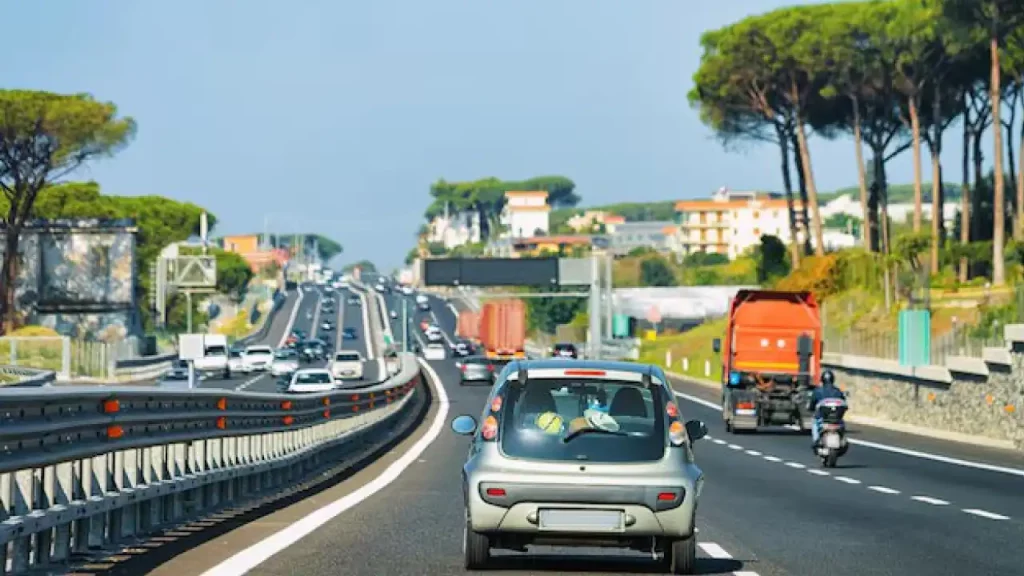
[271,349,300,377]
[331,351,364,380]
[241,345,274,372]
[423,343,447,361]
[401,286,414,296]
[424,325,443,342]
[286,369,336,393]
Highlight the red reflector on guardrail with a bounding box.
[106,425,124,439]
[323,409,331,418]
[282,415,294,425]
[216,416,227,429]
[281,400,293,410]
[352,405,360,412]
[322,398,330,406]
[350,394,359,402]
[216,398,227,411]
[102,399,120,414]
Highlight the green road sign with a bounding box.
[612,314,630,338]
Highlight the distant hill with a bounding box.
[551,200,677,230]
[818,182,961,204]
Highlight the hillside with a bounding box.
[818,182,961,204]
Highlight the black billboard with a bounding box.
[422,257,559,287]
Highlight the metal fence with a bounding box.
[822,326,1004,365]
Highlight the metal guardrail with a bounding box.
[0,351,425,574]
[0,366,56,388]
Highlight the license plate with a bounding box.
[538,509,623,532]
[825,434,841,449]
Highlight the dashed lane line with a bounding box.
[701,430,1013,522]
[911,496,950,506]
[962,509,1010,520]
[868,486,901,495]
[235,373,266,390]
[696,542,760,576]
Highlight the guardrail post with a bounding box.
[81,454,109,549]
[170,443,187,520]
[117,449,140,538]
[188,440,206,513]
[9,338,17,365]
[60,337,71,381]
[206,439,221,508]
[10,469,33,573]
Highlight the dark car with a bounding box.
[453,341,473,357]
[342,327,358,340]
[552,342,579,359]
[300,339,327,362]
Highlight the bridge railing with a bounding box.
[0,351,425,574]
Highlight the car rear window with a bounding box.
[498,377,666,463]
[335,353,360,362]
[295,372,332,384]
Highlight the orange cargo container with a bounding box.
[457,311,481,341]
[479,299,526,359]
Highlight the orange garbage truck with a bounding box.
[712,289,823,434]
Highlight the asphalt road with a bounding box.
[186,283,381,393]
[229,289,1024,576]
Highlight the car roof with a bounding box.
[294,368,331,374]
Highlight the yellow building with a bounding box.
[675,190,805,259]
[223,234,260,254]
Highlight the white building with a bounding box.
[427,211,481,250]
[819,193,959,229]
[500,190,550,238]
[675,188,809,259]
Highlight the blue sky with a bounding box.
[3,0,1000,270]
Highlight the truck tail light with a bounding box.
[736,402,755,410]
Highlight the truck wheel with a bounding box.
[463,515,490,569]
[662,535,696,574]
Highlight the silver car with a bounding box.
[450,359,707,573]
[456,356,499,385]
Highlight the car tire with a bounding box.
[463,516,490,569]
[663,535,697,575]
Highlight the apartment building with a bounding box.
[674,189,806,259]
[606,220,675,255]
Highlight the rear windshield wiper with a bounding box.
[563,427,628,443]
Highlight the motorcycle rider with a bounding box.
[811,369,846,449]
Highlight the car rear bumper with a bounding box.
[467,481,695,539]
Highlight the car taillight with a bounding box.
[487,364,495,372]
[657,491,677,501]
[669,420,686,446]
[490,397,502,412]
[485,487,506,497]
[481,415,498,441]
[666,402,679,418]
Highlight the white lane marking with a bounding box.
[335,292,347,355]
[962,508,1010,520]
[697,542,732,559]
[868,486,901,495]
[785,462,806,469]
[807,469,830,476]
[733,572,761,576]
[911,496,949,506]
[712,439,727,445]
[235,374,266,390]
[201,357,450,576]
[745,450,761,456]
[673,386,1024,479]
[763,455,782,462]
[835,476,861,484]
[276,288,305,347]
[309,290,323,341]
[675,390,720,411]
[447,301,459,318]
[727,444,743,450]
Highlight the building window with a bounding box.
[754,228,760,236]
[753,211,760,219]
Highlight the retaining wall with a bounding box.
[822,324,1024,450]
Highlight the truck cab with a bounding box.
[713,290,822,434]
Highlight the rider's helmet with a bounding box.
[821,369,835,387]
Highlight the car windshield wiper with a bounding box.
[562,427,628,443]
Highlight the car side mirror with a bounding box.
[711,338,721,354]
[450,415,477,435]
[685,419,708,441]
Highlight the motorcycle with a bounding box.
[814,397,849,468]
